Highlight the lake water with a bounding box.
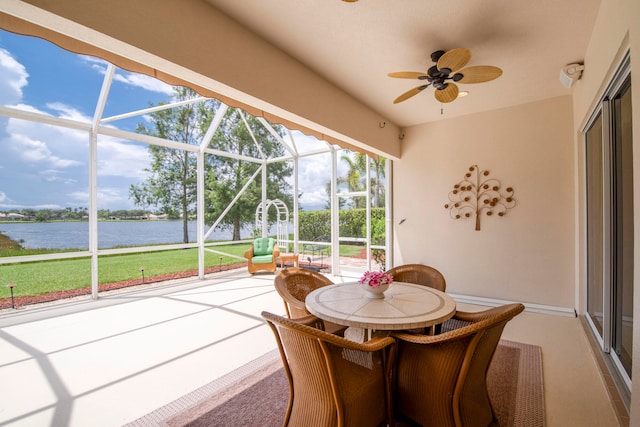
[0,221,275,250]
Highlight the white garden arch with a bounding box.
[255,199,289,249]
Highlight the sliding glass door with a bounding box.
[585,55,633,387]
[611,76,633,376]
[586,112,605,337]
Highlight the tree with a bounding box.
[97,209,110,220]
[323,181,346,210]
[130,87,219,243]
[205,110,293,240]
[339,152,366,209]
[369,156,386,208]
[34,209,53,222]
[334,151,386,209]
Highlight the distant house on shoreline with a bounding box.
[107,213,168,221]
[3,212,26,221]
[148,213,168,220]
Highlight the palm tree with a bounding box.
[369,155,386,208]
[340,152,367,208]
[341,151,386,208]
[323,151,387,209]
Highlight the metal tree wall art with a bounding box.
[444,165,515,231]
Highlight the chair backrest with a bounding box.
[392,303,524,427]
[386,263,446,292]
[261,311,395,427]
[274,267,334,319]
[253,237,276,256]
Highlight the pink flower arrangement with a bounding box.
[358,271,394,288]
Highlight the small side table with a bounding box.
[278,253,299,269]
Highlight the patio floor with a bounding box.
[0,268,623,426]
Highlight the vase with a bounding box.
[365,283,389,299]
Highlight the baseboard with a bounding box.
[448,293,576,317]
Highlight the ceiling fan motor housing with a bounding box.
[426,62,461,90]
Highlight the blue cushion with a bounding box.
[253,237,275,256]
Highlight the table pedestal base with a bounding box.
[344,327,367,343]
[343,327,390,343]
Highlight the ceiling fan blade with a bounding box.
[457,66,503,83]
[437,48,471,73]
[388,71,429,79]
[393,84,430,104]
[434,83,459,103]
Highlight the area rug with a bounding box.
[125,340,544,427]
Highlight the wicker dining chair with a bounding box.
[262,311,397,427]
[274,267,344,334]
[385,263,446,292]
[386,263,447,334]
[391,303,525,427]
[274,267,333,318]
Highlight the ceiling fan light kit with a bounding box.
[389,48,502,104]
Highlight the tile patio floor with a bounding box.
[0,268,623,426]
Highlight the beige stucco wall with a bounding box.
[393,96,575,309]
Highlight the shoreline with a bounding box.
[0,221,261,250]
[0,231,22,250]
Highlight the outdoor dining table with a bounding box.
[305,281,456,342]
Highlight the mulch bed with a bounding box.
[0,263,247,310]
[0,251,368,311]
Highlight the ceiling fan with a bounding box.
[388,48,503,104]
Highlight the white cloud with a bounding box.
[4,104,88,169]
[0,191,8,203]
[39,169,77,184]
[0,201,62,209]
[3,102,40,113]
[10,133,82,168]
[0,48,28,105]
[66,190,88,203]
[46,102,92,122]
[96,187,132,206]
[82,54,174,95]
[97,138,150,179]
[114,72,174,95]
[67,187,137,209]
[82,55,109,71]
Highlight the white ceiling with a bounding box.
[205,0,601,129]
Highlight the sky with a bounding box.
[0,30,345,212]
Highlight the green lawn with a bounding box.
[0,242,367,299]
[0,245,247,298]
